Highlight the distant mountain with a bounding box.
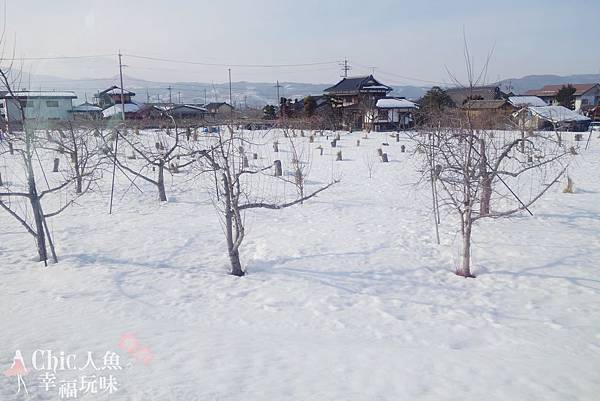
[497,74,600,95]
[13,71,600,107]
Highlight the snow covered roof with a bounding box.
[376,98,418,109]
[72,102,102,112]
[0,91,77,99]
[102,103,141,118]
[528,106,591,123]
[508,96,547,107]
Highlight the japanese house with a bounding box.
[324,75,392,130]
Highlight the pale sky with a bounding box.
[4,0,600,85]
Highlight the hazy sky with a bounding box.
[4,0,600,85]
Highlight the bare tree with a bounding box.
[196,126,337,276]
[417,115,570,278]
[42,123,105,194]
[106,115,193,202]
[281,126,313,202]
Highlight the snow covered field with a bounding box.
[1,129,599,400]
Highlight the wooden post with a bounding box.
[243,156,249,168]
[8,141,13,155]
[336,150,342,161]
[273,141,279,152]
[309,135,314,143]
[0,172,3,186]
[317,146,323,156]
[377,148,383,156]
[331,139,337,148]
[274,160,282,176]
[356,139,360,147]
[396,133,400,142]
[53,158,60,173]
[253,153,258,160]
[381,153,389,163]
[401,145,406,153]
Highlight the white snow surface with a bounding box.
[102,103,141,118]
[508,96,548,107]
[1,129,599,400]
[529,106,591,122]
[376,98,418,109]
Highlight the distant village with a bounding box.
[1,74,598,132]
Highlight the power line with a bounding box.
[122,53,339,68]
[9,54,117,61]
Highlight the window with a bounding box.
[46,100,59,108]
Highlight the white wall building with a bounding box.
[0,91,77,126]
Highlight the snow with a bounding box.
[376,98,418,109]
[101,103,141,118]
[508,96,547,107]
[72,103,102,112]
[529,106,591,122]
[1,129,599,400]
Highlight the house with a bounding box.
[512,105,591,131]
[324,75,392,130]
[0,91,77,126]
[71,102,103,120]
[370,98,418,131]
[524,83,600,111]
[94,86,136,108]
[446,86,504,106]
[460,99,515,128]
[204,102,234,114]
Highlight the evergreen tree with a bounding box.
[556,85,576,110]
[263,105,276,119]
[303,95,317,117]
[419,86,455,112]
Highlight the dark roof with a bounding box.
[462,99,510,110]
[96,85,136,96]
[324,75,392,95]
[446,86,501,105]
[204,102,233,110]
[524,83,600,97]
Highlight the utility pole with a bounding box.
[146,89,150,103]
[228,68,232,106]
[110,51,126,215]
[340,58,351,78]
[167,85,172,104]
[118,52,126,121]
[178,91,181,104]
[275,80,282,105]
[204,88,207,105]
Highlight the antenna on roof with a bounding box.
[339,58,351,78]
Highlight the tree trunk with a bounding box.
[157,162,167,202]
[457,211,475,278]
[53,158,60,173]
[479,139,491,216]
[223,173,244,277]
[229,248,244,277]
